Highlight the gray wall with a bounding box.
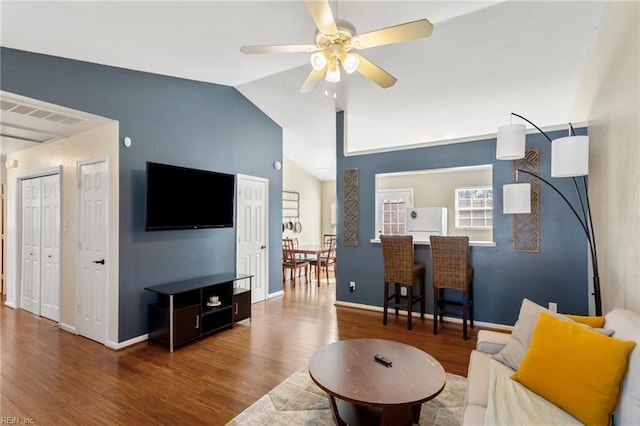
[335,112,590,326]
[1,47,283,341]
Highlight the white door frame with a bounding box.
[76,157,110,344]
[236,174,269,303]
[13,167,62,320]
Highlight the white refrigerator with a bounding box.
[405,207,448,242]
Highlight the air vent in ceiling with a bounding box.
[1,99,87,127]
[1,91,115,157]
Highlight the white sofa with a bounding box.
[463,307,640,425]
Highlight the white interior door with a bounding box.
[236,175,268,303]
[77,161,108,344]
[40,174,61,321]
[21,178,41,315]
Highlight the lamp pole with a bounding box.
[514,169,601,315]
[507,112,601,316]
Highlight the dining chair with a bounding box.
[322,234,336,247]
[319,236,337,284]
[282,238,310,286]
[429,235,474,340]
[308,234,336,279]
[380,235,425,330]
[291,237,307,278]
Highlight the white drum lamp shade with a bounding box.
[503,183,531,214]
[496,124,526,160]
[551,135,589,177]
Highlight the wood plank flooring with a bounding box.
[1,274,480,425]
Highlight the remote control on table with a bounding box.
[374,354,393,367]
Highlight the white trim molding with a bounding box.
[333,300,514,331]
[107,334,149,351]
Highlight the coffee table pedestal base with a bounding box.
[331,397,421,426]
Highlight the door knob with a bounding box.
[93,259,105,265]
[261,245,266,249]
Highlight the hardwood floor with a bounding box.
[1,274,479,425]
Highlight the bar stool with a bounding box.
[430,235,474,339]
[380,235,426,330]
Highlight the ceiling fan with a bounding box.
[240,0,433,93]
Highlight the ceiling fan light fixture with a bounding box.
[341,53,360,73]
[310,52,327,71]
[325,58,341,82]
[240,0,434,93]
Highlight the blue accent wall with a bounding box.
[1,47,283,341]
[335,112,590,325]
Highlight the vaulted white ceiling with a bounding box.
[0,1,609,180]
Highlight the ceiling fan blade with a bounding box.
[240,44,318,54]
[352,19,433,49]
[352,53,397,89]
[300,68,325,93]
[306,0,338,35]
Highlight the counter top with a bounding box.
[369,238,496,247]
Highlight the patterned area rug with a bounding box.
[227,368,466,426]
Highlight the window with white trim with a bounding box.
[376,189,413,236]
[455,187,493,229]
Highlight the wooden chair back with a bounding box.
[380,235,415,286]
[323,234,336,248]
[282,238,298,263]
[325,236,336,262]
[429,236,471,291]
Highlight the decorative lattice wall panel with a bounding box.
[342,168,359,246]
[513,149,540,252]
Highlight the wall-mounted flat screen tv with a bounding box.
[145,162,235,231]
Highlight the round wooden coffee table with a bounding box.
[308,338,446,426]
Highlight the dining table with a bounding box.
[293,244,331,286]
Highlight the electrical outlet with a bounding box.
[400,287,407,296]
[349,281,356,291]
[548,302,558,313]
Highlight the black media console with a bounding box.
[145,273,252,352]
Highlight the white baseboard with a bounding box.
[268,290,285,299]
[59,322,77,334]
[107,334,148,350]
[4,300,16,309]
[57,322,148,350]
[333,300,513,331]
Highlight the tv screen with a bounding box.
[145,162,235,230]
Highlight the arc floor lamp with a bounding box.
[497,113,601,316]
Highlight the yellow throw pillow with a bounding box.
[564,314,606,328]
[512,312,635,426]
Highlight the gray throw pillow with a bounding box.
[492,298,613,371]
